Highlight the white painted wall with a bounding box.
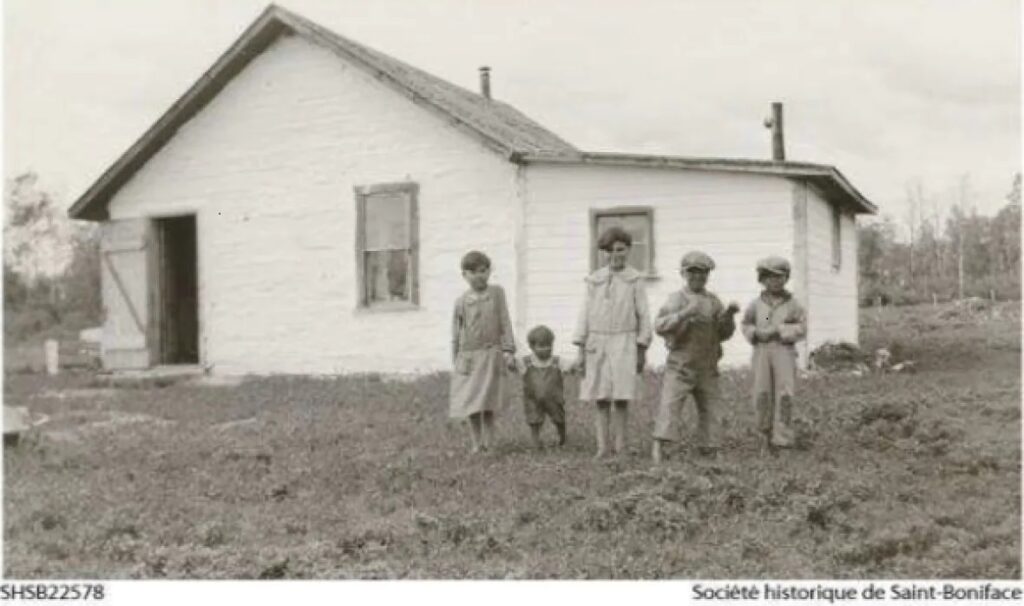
[804,185,859,351]
[521,163,795,369]
[106,35,519,374]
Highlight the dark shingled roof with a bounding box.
[282,7,578,157]
[68,4,577,220]
[68,3,874,220]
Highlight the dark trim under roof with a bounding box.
[516,152,877,214]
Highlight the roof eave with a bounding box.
[68,5,289,221]
[519,151,876,214]
[68,4,531,222]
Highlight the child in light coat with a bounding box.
[740,256,807,453]
[573,226,653,459]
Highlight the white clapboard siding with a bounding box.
[521,163,795,368]
[804,185,859,352]
[107,35,518,374]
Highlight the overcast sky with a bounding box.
[4,0,1020,228]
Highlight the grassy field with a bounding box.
[3,303,1020,579]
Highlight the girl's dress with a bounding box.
[572,265,652,401]
[449,284,515,418]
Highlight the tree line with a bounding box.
[858,173,1021,306]
[3,172,101,340]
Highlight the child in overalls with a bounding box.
[740,256,807,452]
[573,226,653,459]
[651,251,740,463]
[517,325,573,449]
[450,250,517,454]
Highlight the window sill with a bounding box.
[355,301,421,314]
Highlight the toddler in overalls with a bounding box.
[740,256,807,452]
[651,251,739,463]
[517,325,573,449]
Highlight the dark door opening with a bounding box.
[156,215,199,365]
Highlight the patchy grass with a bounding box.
[3,303,1020,579]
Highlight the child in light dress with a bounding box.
[450,251,516,453]
[572,226,653,459]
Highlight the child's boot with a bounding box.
[529,423,543,450]
[555,422,567,447]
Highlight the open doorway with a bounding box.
[156,215,199,365]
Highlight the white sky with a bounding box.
[4,0,1021,227]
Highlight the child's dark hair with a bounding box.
[460,250,491,271]
[527,325,555,347]
[597,226,632,251]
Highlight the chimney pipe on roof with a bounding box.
[479,66,491,100]
[763,102,785,161]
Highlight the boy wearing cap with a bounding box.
[651,251,740,463]
[741,256,807,452]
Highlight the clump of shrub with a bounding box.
[809,342,870,373]
[837,524,940,567]
[575,468,750,539]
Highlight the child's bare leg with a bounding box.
[593,401,611,459]
[612,400,629,455]
[529,423,543,449]
[467,414,483,453]
[651,438,665,464]
[481,411,495,450]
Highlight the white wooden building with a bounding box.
[68,5,876,375]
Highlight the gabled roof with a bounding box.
[68,3,875,220]
[68,4,578,220]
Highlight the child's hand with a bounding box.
[503,352,516,372]
[726,302,741,315]
[755,326,779,342]
[679,301,700,321]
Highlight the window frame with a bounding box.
[354,181,420,310]
[831,203,842,272]
[589,206,656,276]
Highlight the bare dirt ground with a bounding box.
[3,303,1020,579]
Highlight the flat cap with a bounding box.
[756,256,791,275]
[680,251,715,271]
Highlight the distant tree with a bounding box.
[3,172,103,335]
[857,173,1021,305]
[60,225,102,325]
[3,172,74,290]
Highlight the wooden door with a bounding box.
[100,219,159,370]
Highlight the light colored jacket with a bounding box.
[741,291,807,346]
[572,266,653,348]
